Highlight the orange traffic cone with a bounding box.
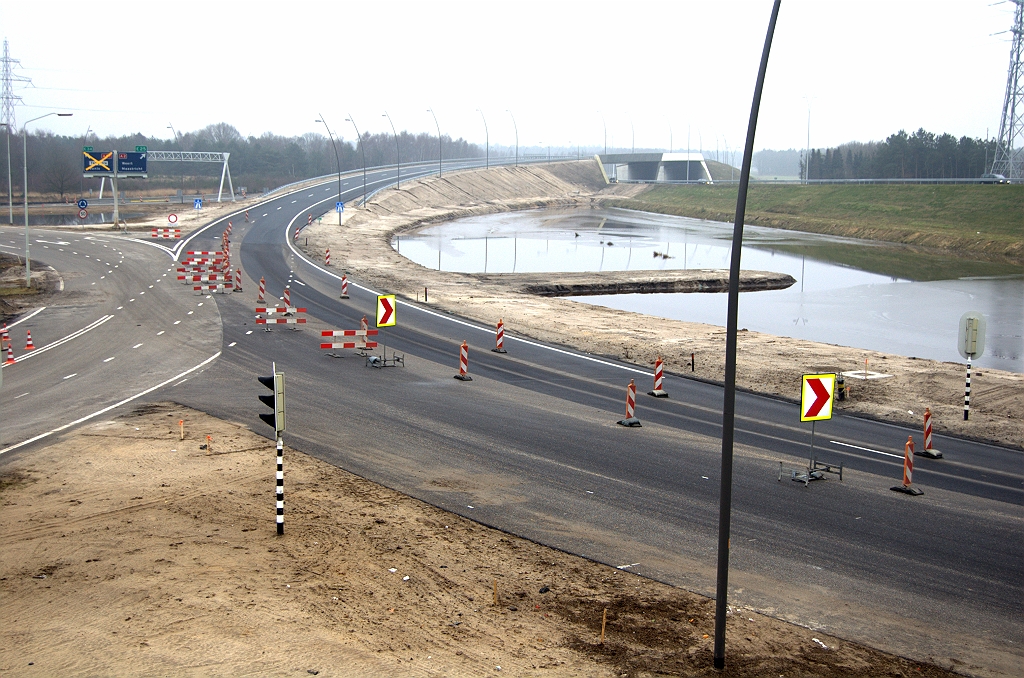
[5,344,14,364]
[1,322,9,345]
[25,329,36,350]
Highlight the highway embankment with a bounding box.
[303,160,1022,449]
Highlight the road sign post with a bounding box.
[376,294,396,362]
[796,373,839,481]
[958,312,986,421]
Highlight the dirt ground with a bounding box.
[0,404,963,677]
[300,160,1023,451]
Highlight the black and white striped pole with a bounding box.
[275,435,284,534]
[957,312,985,422]
[259,362,287,535]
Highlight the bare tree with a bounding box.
[42,148,78,202]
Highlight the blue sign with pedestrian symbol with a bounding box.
[194,199,203,210]
[77,199,88,209]
[336,201,344,213]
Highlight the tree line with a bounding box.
[0,122,487,202]
[799,128,999,180]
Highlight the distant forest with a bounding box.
[1,122,486,201]
[755,128,1000,180]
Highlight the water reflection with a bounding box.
[393,208,1023,372]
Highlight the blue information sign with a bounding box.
[77,199,88,209]
[117,152,147,173]
[194,199,203,210]
[83,151,114,174]
[336,201,344,213]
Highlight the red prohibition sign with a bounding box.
[168,213,178,224]
[78,209,88,219]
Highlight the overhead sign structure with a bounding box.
[83,150,113,174]
[801,373,835,422]
[376,295,396,327]
[117,151,148,174]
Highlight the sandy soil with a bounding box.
[0,404,962,677]
[300,160,1023,450]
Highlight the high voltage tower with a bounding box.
[992,0,1023,181]
[1,38,33,130]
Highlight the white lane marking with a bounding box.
[187,311,194,315]
[294,280,306,286]
[35,239,69,246]
[0,352,221,457]
[140,291,145,295]
[132,343,143,349]
[174,320,181,325]
[308,193,313,197]
[5,315,114,365]
[63,373,77,380]
[829,440,904,460]
[291,200,297,203]
[103,356,115,362]
[197,302,203,306]
[262,213,268,217]
[108,270,112,273]
[129,298,135,302]
[14,392,29,399]
[100,276,105,279]
[173,378,188,386]
[228,341,237,347]
[157,331,165,336]
[7,307,45,328]
[277,206,282,210]
[148,285,154,288]
[91,282,96,285]
[245,330,253,335]
[116,306,123,310]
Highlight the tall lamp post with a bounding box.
[628,115,634,154]
[80,125,91,198]
[506,110,518,167]
[2,121,11,224]
[426,108,442,177]
[598,111,607,156]
[476,109,488,169]
[23,112,72,287]
[345,114,366,205]
[167,123,184,202]
[382,111,400,188]
[315,115,343,222]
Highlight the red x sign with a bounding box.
[801,374,835,422]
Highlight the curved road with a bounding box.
[2,162,1021,675]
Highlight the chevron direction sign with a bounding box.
[801,373,836,422]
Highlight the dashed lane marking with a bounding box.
[103,357,115,362]
[173,320,181,325]
[132,343,143,349]
[228,341,237,347]
[63,373,77,380]
[245,330,253,335]
[157,331,165,336]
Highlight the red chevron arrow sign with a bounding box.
[801,373,836,422]
[376,294,396,327]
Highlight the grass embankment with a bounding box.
[607,183,1024,263]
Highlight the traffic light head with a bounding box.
[258,363,285,433]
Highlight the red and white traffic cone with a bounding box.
[454,341,472,381]
[1,322,9,345]
[234,267,243,292]
[283,286,291,307]
[340,274,349,299]
[492,318,507,353]
[258,277,266,303]
[648,356,668,397]
[618,379,641,426]
[5,343,14,364]
[917,408,943,458]
[891,435,923,495]
[25,329,35,351]
[325,248,331,266]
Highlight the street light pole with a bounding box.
[80,125,91,198]
[315,115,343,222]
[382,111,400,188]
[2,122,11,224]
[427,108,441,177]
[167,123,184,202]
[23,112,72,287]
[477,109,488,169]
[629,116,634,154]
[506,110,518,167]
[598,111,607,156]
[345,114,366,204]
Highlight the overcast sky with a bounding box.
[1,0,1016,155]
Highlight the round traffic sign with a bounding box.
[168,213,178,224]
[77,199,88,209]
[78,209,88,219]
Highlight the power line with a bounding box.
[1,38,33,129]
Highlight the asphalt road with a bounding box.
[2,162,1021,675]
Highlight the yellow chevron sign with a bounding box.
[83,151,113,173]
